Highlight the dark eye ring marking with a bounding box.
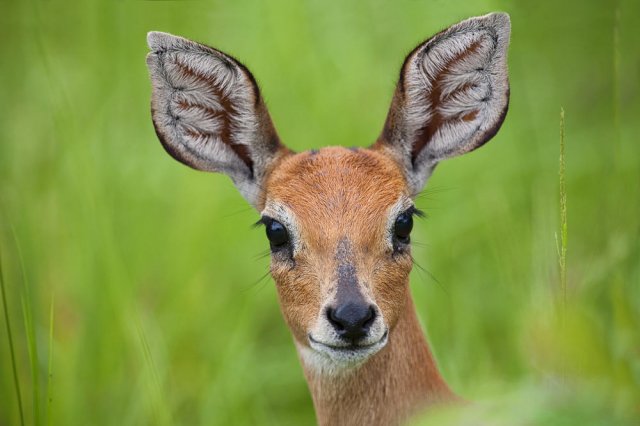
[255,216,290,249]
[393,206,424,247]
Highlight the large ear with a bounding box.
[146,32,290,209]
[372,13,511,196]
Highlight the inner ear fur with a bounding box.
[146,32,290,208]
[373,12,511,195]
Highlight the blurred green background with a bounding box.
[1,0,639,424]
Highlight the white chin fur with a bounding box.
[297,332,388,375]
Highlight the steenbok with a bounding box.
[146,12,510,425]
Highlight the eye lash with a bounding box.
[408,206,426,218]
[252,216,270,228]
[257,209,423,230]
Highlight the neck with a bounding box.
[299,292,456,425]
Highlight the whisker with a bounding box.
[222,206,254,219]
[242,270,272,293]
[415,185,456,200]
[411,256,449,297]
[411,240,430,248]
[253,249,271,261]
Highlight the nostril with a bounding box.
[326,307,345,331]
[362,306,376,330]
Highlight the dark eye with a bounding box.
[265,219,289,247]
[394,212,413,242]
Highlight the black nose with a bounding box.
[326,303,376,341]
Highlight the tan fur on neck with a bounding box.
[303,293,455,425]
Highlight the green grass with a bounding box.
[1,0,639,424]
[0,248,25,426]
[14,225,41,426]
[47,294,54,426]
[558,108,567,311]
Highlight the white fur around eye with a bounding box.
[261,202,303,256]
[385,197,415,250]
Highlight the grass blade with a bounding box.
[136,318,171,426]
[46,294,54,426]
[559,108,568,309]
[613,0,621,163]
[13,226,40,426]
[0,248,26,426]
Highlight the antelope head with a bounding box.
[146,13,510,379]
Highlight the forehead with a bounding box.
[265,147,408,225]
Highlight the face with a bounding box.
[147,12,510,374]
[260,147,418,372]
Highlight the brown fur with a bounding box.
[306,295,455,426]
[265,147,456,425]
[147,13,511,423]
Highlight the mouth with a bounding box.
[307,330,389,364]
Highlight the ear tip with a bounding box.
[482,12,511,33]
[147,31,180,51]
[491,12,511,28]
[488,11,511,21]
[146,31,162,49]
